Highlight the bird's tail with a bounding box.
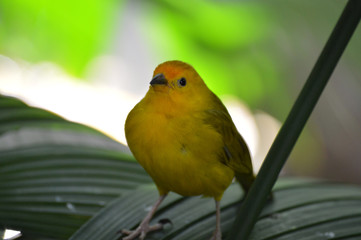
[235,172,256,195]
[236,172,274,200]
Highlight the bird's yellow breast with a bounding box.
[125,97,234,200]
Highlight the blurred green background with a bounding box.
[1,0,360,184]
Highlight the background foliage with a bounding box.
[1,0,361,239]
[1,0,360,183]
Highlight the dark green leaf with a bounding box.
[0,94,151,239]
[2,94,361,240]
[70,180,361,240]
[228,1,361,239]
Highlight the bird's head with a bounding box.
[148,61,209,104]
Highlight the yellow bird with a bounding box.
[122,61,255,240]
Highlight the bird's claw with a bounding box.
[121,221,165,240]
[121,226,148,240]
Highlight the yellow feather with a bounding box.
[125,60,254,199]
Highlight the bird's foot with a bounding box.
[121,219,170,240]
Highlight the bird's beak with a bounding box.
[150,73,168,86]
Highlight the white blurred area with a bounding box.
[3,229,21,240]
[0,54,280,173]
[0,54,139,145]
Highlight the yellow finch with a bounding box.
[123,60,255,240]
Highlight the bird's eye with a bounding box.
[177,77,187,87]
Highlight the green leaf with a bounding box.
[0,0,120,76]
[228,1,361,239]
[2,94,361,240]
[70,180,361,240]
[0,94,151,239]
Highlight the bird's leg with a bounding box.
[122,194,167,240]
[210,200,222,240]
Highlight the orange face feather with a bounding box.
[153,60,194,80]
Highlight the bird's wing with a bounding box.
[203,108,252,172]
[202,97,255,191]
